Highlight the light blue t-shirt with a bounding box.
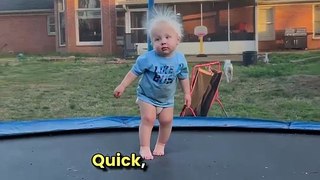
[131,50,189,107]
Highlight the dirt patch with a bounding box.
[0,58,16,65]
[39,56,135,64]
[79,57,133,64]
[40,56,76,61]
[254,75,320,99]
[283,75,320,97]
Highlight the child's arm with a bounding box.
[114,71,137,98]
[179,78,191,107]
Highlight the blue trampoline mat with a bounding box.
[1,116,320,137]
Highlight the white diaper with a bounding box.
[136,98,163,115]
[155,107,163,115]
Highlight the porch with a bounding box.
[116,0,257,55]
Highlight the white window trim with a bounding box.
[126,8,147,34]
[313,4,320,39]
[47,15,56,35]
[76,2,103,46]
[58,0,66,46]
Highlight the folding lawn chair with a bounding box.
[180,61,228,117]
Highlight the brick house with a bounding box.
[0,0,319,55]
[116,0,320,55]
[55,0,116,55]
[0,0,116,55]
[0,0,56,54]
[258,0,320,51]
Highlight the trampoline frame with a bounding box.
[1,116,320,180]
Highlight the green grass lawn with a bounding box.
[0,51,319,121]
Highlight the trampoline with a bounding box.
[1,116,320,180]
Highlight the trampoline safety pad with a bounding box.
[0,116,320,180]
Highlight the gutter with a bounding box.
[0,9,53,15]
[258,0,319,5]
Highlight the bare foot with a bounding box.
[140,146,153,160]
[153,143,165,156]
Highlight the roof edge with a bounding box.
[258,0,319,5]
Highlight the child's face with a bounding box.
[151,22,180,57]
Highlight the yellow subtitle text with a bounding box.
[91,152,147,171]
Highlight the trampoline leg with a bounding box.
[216,99,228,117]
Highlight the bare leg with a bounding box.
[138,100,156,160]
[153,107,173,156]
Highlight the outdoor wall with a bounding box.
[259,4,320,51]
[57,0,116,56]
[0,14,56,54]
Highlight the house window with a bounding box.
[130,10,147,43]
[258,7,275,41]
[47,15,56,35]
[58,0,66,46]
[175,2,216,42]
[77,0,102,45]
[175,3,202,42]
[314,4,320,38]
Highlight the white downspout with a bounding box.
[125,7,130,34]
[255,0,259,52]
[200,3,203,26]
[227,1,230,53]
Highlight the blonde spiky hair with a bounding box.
[146,6,183,40]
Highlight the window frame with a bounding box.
[76,0,103,46]
[47,15,56,36]
[313,4,320,39]
[126,8,147,43]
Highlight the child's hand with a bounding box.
[113,85,125,98]
[184,94,191,107]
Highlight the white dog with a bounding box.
[258,52,270,63]
[263,53,269,63]
[223,60,233,83]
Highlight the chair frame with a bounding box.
[180,61,228,117]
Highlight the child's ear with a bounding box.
[177,37,181,44]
